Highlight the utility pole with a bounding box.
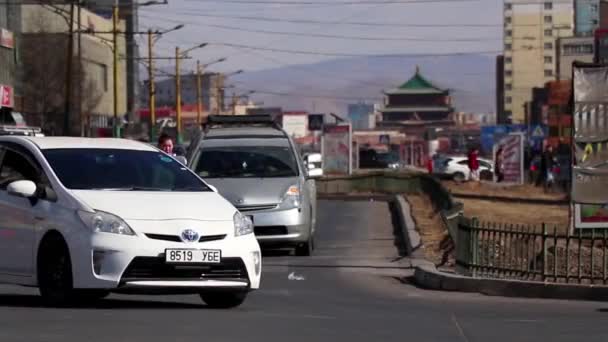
[148,29,156,142]
[196,60,203,125]
[175,46,182,143]
[215,73,222,114]
[113,4,120,138]
[63,0,75,136]
[231,93,237,115]
[77,1,83,136]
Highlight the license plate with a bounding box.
[165,249,222,264]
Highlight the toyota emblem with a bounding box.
[180,229,200,243]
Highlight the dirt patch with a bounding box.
[442,180,567,201]
[406,194,454,266]
[459,198,569,232]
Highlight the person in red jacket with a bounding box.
[467,147,480,182]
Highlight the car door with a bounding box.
[0,145,52,277]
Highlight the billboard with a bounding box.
[308,114,324,131]
[282,112,308,138]
[321,124,352,175]
[493,132,524,184]
[572,63,608,228]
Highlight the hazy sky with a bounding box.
[138,0,505,74]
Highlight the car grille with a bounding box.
[236,204,278,212]
[145,233,226,243]
[254,226,288,236]
[121,257,248,282]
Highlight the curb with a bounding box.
[392,195,423,258]
[450,192,569,205]
[413,262,608,302]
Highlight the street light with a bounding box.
[147,24,185,142]
[196,57,228,125]
[175,42,209,143]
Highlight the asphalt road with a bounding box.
[0,199,608,342]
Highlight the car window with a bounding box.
[43,149,210,191]
[0,149,42,190]
[457,160,468,165]
[479,160,491,169]
[195,145,299,178]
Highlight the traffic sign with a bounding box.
[531,125,545,138]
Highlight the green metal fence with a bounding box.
[456,217,608,284]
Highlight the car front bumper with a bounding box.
[69,231,261,292]
[245,207,311,246]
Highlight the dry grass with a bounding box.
[441,180,567,201]
[459,198,569,231]
[407,194,453,266]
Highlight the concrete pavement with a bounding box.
[0,199,607,341]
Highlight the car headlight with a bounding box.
[279,185,301,209]
[234,211,253,236]
[78,210,136,236]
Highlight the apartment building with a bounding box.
[503,0,574,123]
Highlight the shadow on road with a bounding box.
[261,248,292,257]
[388,199,408,258]
[0,294,208,309]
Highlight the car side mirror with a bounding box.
[7,180,38,198]
[307,168,323,179]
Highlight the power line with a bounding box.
[183,0,477,4]
[214,42,501,57]
[139,10,502,28]
[164,21,501,42]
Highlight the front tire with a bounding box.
[200,292,247,308]
[37,234,75,307]
[295,235,314,256]
[453,172,465,183]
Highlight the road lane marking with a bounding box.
[451,314,471,342]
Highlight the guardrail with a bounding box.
[456,218,608,284]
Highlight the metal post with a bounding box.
[63,0,76,136]
[77,1,83,136]
[175,46,182,144]
[196,60,203,125]
[112,4,120,138]
[148,29,156,142]
[542,223,547,282]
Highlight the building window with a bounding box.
[544,69,553,77]
[506,96,512,104]
[506,29,512,37]
[505,70,513,77]
[544,29,552,36]
[505,83,512,91]
[505,3,512,10]
[563,43,594,55]
[544,2,552,10]
[591,4,598,12]
[544,15,553,24]
[544,56,553,63]
[505,56,512,63]
[505,43,512,50]
[544,42,553,50]
[505,16,512,24]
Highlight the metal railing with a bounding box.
[456,217,608,285]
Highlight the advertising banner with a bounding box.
[572,63,608,228]
[321,124,352,175]
[492,132,524,184]
[0,85,13,108]
[0,29,14,49]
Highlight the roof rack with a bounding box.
[204,114,282,131]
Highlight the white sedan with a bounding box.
[435,156,494,182]
[0,137,261,308]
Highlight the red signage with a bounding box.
[0,29,14,49]
[1,85,14,108]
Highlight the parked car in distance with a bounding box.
[0,136,261,308]
[434,155,493,182]
[187,115,319,256]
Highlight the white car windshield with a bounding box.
[43,148,210,191]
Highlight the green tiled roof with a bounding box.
[398,66,443,91]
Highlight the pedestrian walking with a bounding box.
[467,147,480,183]
[494,146,504,183]
[158,133,188,165]
[541,144,556,192]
